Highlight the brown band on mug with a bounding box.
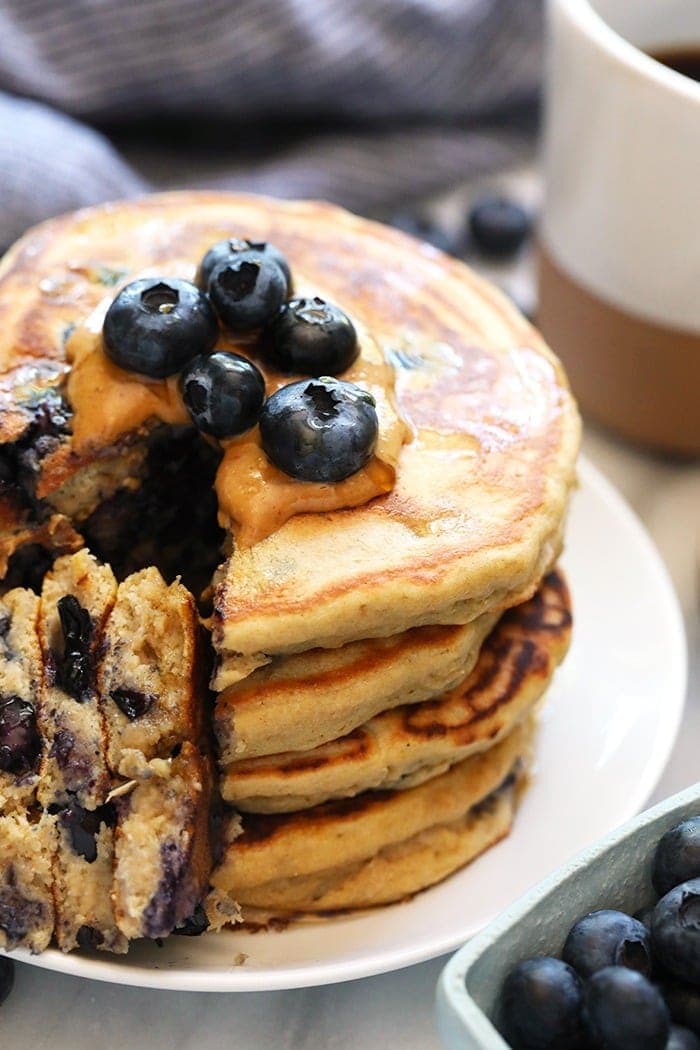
[538,245,700,455]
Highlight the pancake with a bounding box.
[0,588,43,813]
[207,716,533,918]
[112,743,215,941]
[36,548,116,810]
[98,567,205,774]
[214,607,499,760]
[0,811,56,953]
[220,570,570,812]
[53,804,127,954]
[0,193,579,682]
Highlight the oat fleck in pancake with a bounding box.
[207,717,534,919]
[220,571,570,812]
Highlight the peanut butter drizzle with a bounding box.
[66,291,410,547]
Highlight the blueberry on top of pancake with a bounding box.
[259,377,378,482]
[208,250,287,332]
[181,352,265,439]
[269,296,359,376]
[103,277,218,378]
[197,238,291,295]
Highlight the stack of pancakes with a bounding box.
[0,194,580,942]
[207,571,571,920]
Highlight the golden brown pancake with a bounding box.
[220,570,570,812]
[207,717,533,918]
[214,607,499,759]
[0,193,579,683]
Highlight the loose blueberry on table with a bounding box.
[498,814,700,1048]
[468,196,531,259]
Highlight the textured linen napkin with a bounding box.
[0,0,542,247]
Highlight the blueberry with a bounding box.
[668,1025,700,1049]
[181,351,265,438]
[197,239,291,293]
[583,967,670,1049]
[0,695,41,775]
[501,956,586,1049]
[259,377,378,483]
[110,687,155,721]
[59,801,115,863]
[468,196,531,257]
[654,820,700,897]
[652,880,700,984]
[269,297,359,376]
[173,902,210,937]
[208,252,287,332]
[663,979,700,1034]
[563,909,653,978]
[56,594,93,702]
[0,957,14,1007]
[103,278,218,379]
[76,925,105,950]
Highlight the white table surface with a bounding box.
[6,172,700,1049]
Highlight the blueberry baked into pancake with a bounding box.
[0,192,579,954]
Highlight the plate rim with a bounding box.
[6,455,688,992]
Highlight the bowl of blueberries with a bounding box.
[435,781,700,1049]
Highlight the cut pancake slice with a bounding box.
[207,716,533,919]
[37,549,117,809]
[221,571,571,812]
[99,568,204,774]
[214,608,499,761]
[0,811,56,953]
[53,801,127,954]
[0,588,43,813]
[112,743,214,940]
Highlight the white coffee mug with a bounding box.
[538,0,700,454]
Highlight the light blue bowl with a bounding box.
[436,782,700,1048]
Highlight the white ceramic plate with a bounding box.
[10,456,687,992]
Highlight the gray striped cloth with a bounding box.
[0,0,542,247]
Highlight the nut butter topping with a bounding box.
[216,332,409,547]
[65,284,410,547]
[67,320,189,449]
